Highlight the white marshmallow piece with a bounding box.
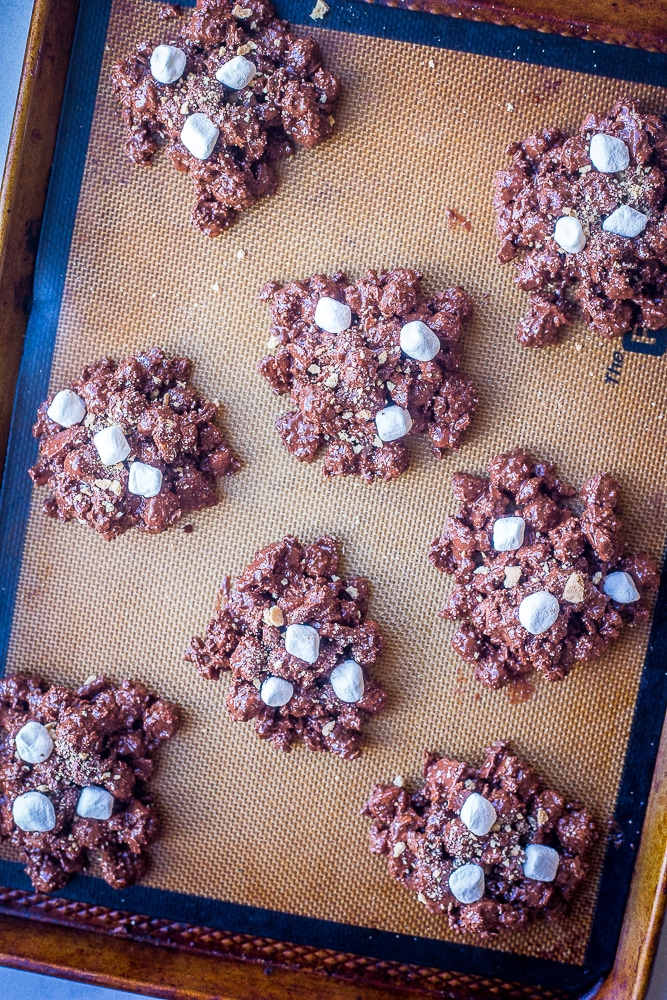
[76,785,114,821]
[47,389,86,428]
[330,659,365,703]
[523,843,559,882]
[553,216,586,254]
[518,591,560,635]
[180,113,220,160]
[260,676,294,707]
[460,792,497,837]
[589,133,630,174]
[399,320,440,362]
[215,54,257,90]
[94,424,130,466]
[492,516,526,552]
[15,721,54,764]
[314,297,352,334]
[150,44,186,85]
[12,790,56,833]
[603,570,640,604]
[449,863,485,904]
[603,204,648,239]
[285,623,320,664]
[375,405,413,443]
[128,461,163,498]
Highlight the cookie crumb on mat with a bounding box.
[310,0,329,19]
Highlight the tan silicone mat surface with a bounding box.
[4,0,667,966]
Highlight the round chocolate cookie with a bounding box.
[494,98,667,346]
[0,672,179,893]
[363,742,595,938]
[186,535,385,757]
[111,0,340,237]
[429,449,659,689]
[259,268,477,481]
[29,347,239,540]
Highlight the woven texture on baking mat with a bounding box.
[3,0,667,968]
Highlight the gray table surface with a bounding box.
[0,2,666,997]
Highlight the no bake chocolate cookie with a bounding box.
[429,449,658,689]
[494,99,667,345]
[186,535,385,757]
[259,268,477,481]
[29,347,239,540]
[0,673,179,893]
[111,0,339,236]
[363,742,595,938]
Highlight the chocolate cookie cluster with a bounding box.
[430,449,659,689]
[0,673,179,892]
[111,0,339,236]
[259,268,477,481]
[29,347,239,540]
[494,99,667,345]
[186,535,385,757]
[363,742,595,938]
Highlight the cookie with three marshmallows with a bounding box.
[186,535,386,758]
[430,448,658,689]
[259,268,477,482]
[363,741,595,937]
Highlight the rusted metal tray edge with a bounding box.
[1,2,667,999]
[364,0,667,54]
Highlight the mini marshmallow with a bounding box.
[215,54,257,90]
[460,792,497,837]
[47,389,86,428]
[518,591,560,635]
[150,44,186,84]
[76,785,114,820]
[12,790,56,833]
[128,461,163,498]
[375,405,413,443]
[553,216,586,254]
[589,133,630,174]
[523,843,559,882]
[285,623,320,663]
[15,721,54,764]
[93,424,130,466]
[602,205,648,239]
[492,516,526,552]
[314,296,352,333]
[399,320,440,362]
[260,676,294,707]
[603,570,640,603]
[448,863,485,904]
[330,659,365,703]
[180,113,220,160]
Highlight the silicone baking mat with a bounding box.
[1,0,667,991]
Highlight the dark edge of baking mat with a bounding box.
[0,0,667,992]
